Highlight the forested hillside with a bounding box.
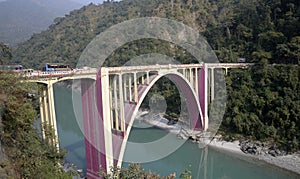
[11,0,300,152]
[13,0,299,68]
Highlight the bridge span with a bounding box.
[26,63,253,178]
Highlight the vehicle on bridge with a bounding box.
[42,63,72,71]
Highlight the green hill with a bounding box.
[13,0,300,69]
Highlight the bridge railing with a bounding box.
[22,68,98,79]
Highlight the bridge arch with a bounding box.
[111,71,204,167]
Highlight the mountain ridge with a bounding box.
[0,0,82,46]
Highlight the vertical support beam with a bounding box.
[129,74,132,102]
[81,79,99,177]
[146,71,150,85]
[41,84,58,148]
[43,89,49,130]
[198,65,208,131]
[195,68,198,96]
[124,75,127,102]
[47,81,59,150]
[211,68,214,103]
[98,68,114,172]
[109,86,114,129]
[113,77,119,130]
[118,74,125,132]
[133,72,138,103]
[141,73,145,85]
[39,88,46,140]
[189,68,194,87]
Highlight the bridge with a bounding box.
[26,63,253,178]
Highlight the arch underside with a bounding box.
[114,71,204,167]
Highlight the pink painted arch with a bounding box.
[117,71,204,167]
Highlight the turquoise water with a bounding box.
[53,85,299,178]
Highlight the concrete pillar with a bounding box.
[43,89,49,128]
[195,68,198,96]
[211,68,214,103]
[141,73,145,85]
[198,65,208,131]
[146,71,150,85]
[133,73,138,103]
[189,68,194,87]
[47,81,59,150]
[98,68,114,172]
[113,77,119,130]
[129,74,132,102]
[39,89,46,140]
[118,74,125,132]
[124,75,127,102]
[109,86,114,129]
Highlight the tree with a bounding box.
[0,42,12,65]
[0,72,72,178]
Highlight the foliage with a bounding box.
[0,42,12,65]
[0,72,72,178]
[222,64,300,152]
[100,163,188,179]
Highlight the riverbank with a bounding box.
[135,111,300,175]
[208,139,300,175]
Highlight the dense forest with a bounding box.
[0,73,73,177]
[13,0,300,68]
[0,0,299,177]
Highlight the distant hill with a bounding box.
[0,0,82,46]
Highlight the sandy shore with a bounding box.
[208,139,300,175]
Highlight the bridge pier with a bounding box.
[38,82,59,149]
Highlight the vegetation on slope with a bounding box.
[0,46,72,178]
[222,62,300,152]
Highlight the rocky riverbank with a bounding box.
[135,111,300,175]
[208,138,300,175]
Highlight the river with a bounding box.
[53,85,299,178]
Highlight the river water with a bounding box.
[53,85,299,178]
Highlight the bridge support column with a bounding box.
[146,71,150,85]
[39,83,59,150]
[113,77,119,130]
[118,74,125,131]
[133,72,138,103]
[210,68,215,103]
[81,68,114,178]
[198,65,208,131]
[39,89,47,140]
[129,74,133,102]
[195,68,198,95]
